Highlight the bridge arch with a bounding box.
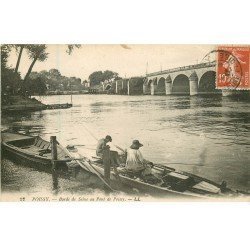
[143,79,151,95]
[148,79,153,86]
[172,74,190,95]
[155,77,166,95]
[199,71,220,94]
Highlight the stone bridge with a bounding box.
[102,77,144,95]
[100,62,248,96]
[144,61,219,96]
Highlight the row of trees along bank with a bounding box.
[1,44,81,105]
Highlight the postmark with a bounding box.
[216,46,250,90]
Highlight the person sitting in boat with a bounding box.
[96,135,112,158]
[125,140,152,176]
[96,135,121,167]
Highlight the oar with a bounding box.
[57,141,116,192]
[114,144,126,153]
[63,122,125,184]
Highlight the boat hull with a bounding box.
[74,160,203,199]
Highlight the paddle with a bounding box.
[114,144,126,153]
[57,140,116,192]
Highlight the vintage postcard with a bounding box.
[1,44,249,202]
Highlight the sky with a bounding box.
[7,44,215,81]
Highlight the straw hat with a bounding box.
[130,140,143,149]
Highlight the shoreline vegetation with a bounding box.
[1,44,83,114]
[2,96,46,113]
[1,44,123,114]
[1,95,73,114]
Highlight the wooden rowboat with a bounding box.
[1,130,71,171]
[1,130,246,199]
[66,145,244,199]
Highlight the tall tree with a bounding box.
[23,45,48,84]
[14,44,27,73]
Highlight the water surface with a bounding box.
[1,94,250,194]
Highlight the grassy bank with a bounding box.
[2,96,46,114]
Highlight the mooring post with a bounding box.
[50,136,58,190]
[103,147,111,184]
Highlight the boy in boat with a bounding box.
[125,140,152,176]
[96,135,121,168]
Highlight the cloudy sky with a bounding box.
[7,44,215,81]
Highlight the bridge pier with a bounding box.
[165,75,172,95]
[150,83,155,95]
[189,72,198,96]
[150,78,157,95]
[143,84,150,95]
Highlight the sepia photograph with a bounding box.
[1,1,250,250]
[1,44,249,202]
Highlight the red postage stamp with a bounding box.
[216,46,250,90]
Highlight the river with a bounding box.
[1,94,250,196]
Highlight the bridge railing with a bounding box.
[146,61,216,77]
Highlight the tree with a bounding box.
[89,71,104,86]
[1,68,22,95]
[23,45,49,84]
[1,44,82,99]
[49,68,61,77]
[14,44,28,73]
[1,45,11,69]
[103,70,120,82]
[25,77,47,95]
[1,45,22,97]
[88,70,120,86]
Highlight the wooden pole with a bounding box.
[50,136,58,190]
[103,147,111,184]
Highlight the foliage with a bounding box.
[1,45,22,97]
[29,69,83,92]
[26,44,49,62]
[89,70,121,86]
[66,44,81,55]
[1,68,22,93]
[25,77,47,95]
[1,45,11,69]
[23,45,49,83]
[49,68,61,77]
[89,71,103,85]
[1,44,83,100]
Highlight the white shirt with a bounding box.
[126,148,145,171]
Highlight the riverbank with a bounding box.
[1,95,72,114]
[2,96,46,114]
